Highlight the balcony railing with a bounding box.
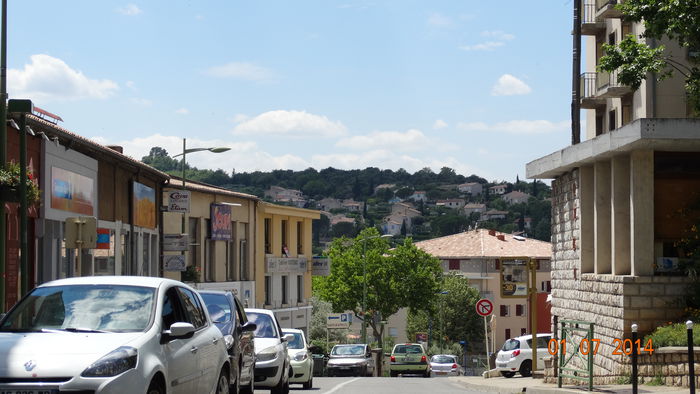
[596,0,623,19]
[579,70,632,105]
[580,72,605,108]
[581,1,605,35]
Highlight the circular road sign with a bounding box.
[476,299,494,317]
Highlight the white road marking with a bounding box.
[324,377,361,394]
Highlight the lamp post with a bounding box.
[171,138,230,277]
[439,290,449,354]
[360,233,392,344]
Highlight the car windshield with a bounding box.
[502,339,521,351]
[200,293,232,324]
[0,284,155,333]
[431,355,456,363]
[331,344,366,356]
[393,344,423,354]
[284,331,304,349]
[246,312,278,338]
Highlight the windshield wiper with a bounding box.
[40,327,108,333]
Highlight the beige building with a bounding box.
[526,0,699,383]
[256,202,320,331]
[415,229,552,348]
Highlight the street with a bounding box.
[255,376,483,394]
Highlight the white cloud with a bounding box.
[459,41,505,51]
[491,74,532,96]
[117,4,142,16]
[459,30,514,51]
[427,13,453,27]
[195,14,205,20]
[457,119,569,134]
[204,62,276,82]
[232,110,347,138]
[126,81,136,90]
[232,114,249,123]
[433,119,448,129]
[481,30,515,41]
[9,54,119,101]
[130,97,152,107]
[175,108,189,115]
[335,129,441,152]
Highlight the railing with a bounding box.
[580,72,597,98]
[582,1,598,24]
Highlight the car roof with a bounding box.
[282,328,303,334]
[198,289,230,295]
[38,275,183,289]
[513,333,552,340]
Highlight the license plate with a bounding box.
[340,366,350,370]
[436,371,447,375]
[0,389,58,394]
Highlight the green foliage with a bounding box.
[308,296,347,353]
[598,0,700,114]
[181,265,200,283]
[316,228,443,343]
[644,322,700,347]
[645,374,665,386]
[430,213,470,236]
[0,161,41,204]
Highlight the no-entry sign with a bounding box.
[476,299,494,317]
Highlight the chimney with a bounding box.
[497,234,505,241]
[488,229,496,236]
[107,145,123,154]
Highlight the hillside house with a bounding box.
[408,191,428,202]
[463,203,487,217]
[436,199,465,209]
[481,210,508,221]
[489,184,508,195]
[502,191,532,205]
[457,182,483,195]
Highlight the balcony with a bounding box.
[581,1,605,35]
[596,0,623,19]
[580,72,605,108]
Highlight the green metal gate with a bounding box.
[558,320,594,391]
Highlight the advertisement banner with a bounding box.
[500,257,529,298]
[168,190,190,213]
[210,204,232,240]
[133,181,156,229]
[163,255,186,271]
[51,166,94,215]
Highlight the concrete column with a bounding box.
[612,155,631,275]
[580,166,595,274]
[594,161,612,274]
[630,150,654,276]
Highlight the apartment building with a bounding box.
[526,0,700,383]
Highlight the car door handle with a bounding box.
[212,338,219,344]
[190,346,199,353]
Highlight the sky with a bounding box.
[7,1,575,183]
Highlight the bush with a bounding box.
[645,322,700,347]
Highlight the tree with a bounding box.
[598,0,700,113]
[308,295,347,353]
[316,228,443,344]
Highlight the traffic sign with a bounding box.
[327,313,352,329]
[476,299,494,317]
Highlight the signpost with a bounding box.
[476,298,494,368]
[326,313,352,351]
[167,190,190,213]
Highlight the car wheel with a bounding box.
[216,368,230,394]
[423,369,430,378]
[146,378,165,394]
[390,370,398,377]
[303,375,313,389]
[519,360,532,377]
[271,366,290,394]
[500,371,515,378]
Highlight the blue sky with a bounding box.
[8,1,573,182]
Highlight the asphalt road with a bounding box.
[255,376,484,394]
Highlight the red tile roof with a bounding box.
[414,229,551,259]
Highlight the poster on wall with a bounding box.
[133,181,156,229]
[210,204,232,240]
[500,258,529,298]
[51,167,94,215]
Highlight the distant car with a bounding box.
[326,343,375,377]
[429,354,461,376]
[389,343,429,377]
[245,308,293,394]
[496,333,552,378]
[199,290,257,394]
[282,328,314,389]
[0,276,231,394]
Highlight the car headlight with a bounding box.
[293,351,308,362]
[256,346,279,362]
[81,346,137,377]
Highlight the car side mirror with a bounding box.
[161,322,195,343]
[282,333,295,342]
[241,321,257,332]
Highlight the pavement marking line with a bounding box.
[324,377,361,394]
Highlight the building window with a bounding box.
[596,113,604,136]
[521,328,527,336]
[389,327,398,338]
[264,276,271,305]
[500,305,510,317]
[205,239,215,282]
[541,280,552,292]
[516,304,524,316]
[297,221,303,255]
[448,259,460,270]
[505,328,511,340]
[240,238,248,281]
[281,220,288,256]
[297,275,303,304]
[609,109,617,131]
[281,275,288,305]
[226,239,236,281]
[188,218,199,271]
[264,218,272,254]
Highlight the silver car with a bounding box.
[326,344,375,377]
[245,308,293,394]
[429,354,461,376]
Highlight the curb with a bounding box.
[452,378,690,394]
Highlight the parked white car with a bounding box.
[0,276,231,394]
[495,333,552,378]
[245,308,292,394]
[282,328,313,389]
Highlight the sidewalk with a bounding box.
[451,375,690,394]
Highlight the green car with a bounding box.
[389,343,430,377]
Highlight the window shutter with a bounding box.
[500,305,507,317]
[516,304,523,316]
[505,329,511,340]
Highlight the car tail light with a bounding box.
[390,356,396,362]
[452,363,458,369]
[512,350,520,357]
[421,355,427,362]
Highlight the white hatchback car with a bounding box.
[0,276,230,394]
[282,328,313,389]
[245,308,293,394]
[495,333,552,378]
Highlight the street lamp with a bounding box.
[171,138,230,276]
[359,233,392,344]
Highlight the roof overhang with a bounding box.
[526,118,700,179]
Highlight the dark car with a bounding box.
[200,290,257,394]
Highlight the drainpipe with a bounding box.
[572,0,582,145]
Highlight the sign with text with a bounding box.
[210,204,232,240]
[168,190,190,213]
[327,313,352,329]
[163,255,186,271]
[163,234,188,251]
[312,256,330,276]
[266,256,307,273]
[500,257,529,298]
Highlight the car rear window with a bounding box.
[393,344,423,354]
[502,339,520,351]
[431,355,456,363]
